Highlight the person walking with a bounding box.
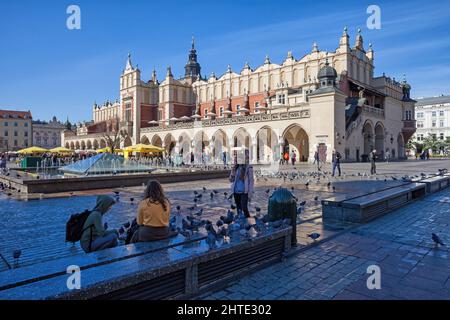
[229,150,254,218]
[313,150,320,171]
[385,150,391,164]
[370,149,377,175]
[80,195,119,253]
[331,149,342,177]
[291,150,296,166]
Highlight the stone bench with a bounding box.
[418,174,450,193]
[323,183,426,224]
[0,227,291,300]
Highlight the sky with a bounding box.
[0,0,449,123]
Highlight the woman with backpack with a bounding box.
[229,150,254,219]
[80,195,118,253]
[131,180,176,242]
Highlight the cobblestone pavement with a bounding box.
[199,187,450,300]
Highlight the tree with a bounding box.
[99,118,129,154]
[422,134,446,153]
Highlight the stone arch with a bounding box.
[141,135,150,145]
[374,122,385,159]
[65,142,70,149]
[211,129,229,164]
[233,127,252,163]
[151,135,162,148]
[86,140,92,150]
[69,141,75,150]
[256,125,279,163]
[123,136,132,147]
[164,133,176,154]
[362,120,374,155]
[75,141,80,150]
[80,140,86,150]
[93,140,99,150]
[178,132,192,163]
[193,131,210,163]
[282,124,309,162]
[99,139,106,149]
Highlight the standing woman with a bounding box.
[229,150,254,218]
[131,180,175,242]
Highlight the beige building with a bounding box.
[63,28,416,163]
[0,109,33,152]
[32,116,66,149]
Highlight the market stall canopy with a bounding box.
[17,147,48,154]
[124,144,165,153]
[49,147,73,154]
[96,147,123,154]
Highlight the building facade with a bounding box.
[413,95,450,142]
[62,28,416,163]
[32,116,66,149]
[0,109,33,152]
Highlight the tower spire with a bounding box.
[125,53,133,71]
[192,36,195,50]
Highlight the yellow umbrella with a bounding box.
[96,147,123,153]
[18,146,49,154]
[49,147,73,154]
[125,144,164,153]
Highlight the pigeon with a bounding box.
[13,250,21,266]
[118,227,125,235]
[176,205,181,211]
[213,190,219,194]
[255,207,261,213]
[210,192,214,199]
[195,209,204,217]
[130,197,134,202]
[194,191,198,195]
[307,233,321,241]
[297,207,302,215]
[188,206,196,211]
[327,182,331,188]
[231,204,236,210]
[305,182,309,187]
[114,191,120,196]
[299,201,306,206]
[314,196,319,201]
[432,233,445,246]
[123,221,131,228]
[203,187,207,193]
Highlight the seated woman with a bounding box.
[80,195,118,253]
[131,180,176,242]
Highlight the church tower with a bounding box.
[184,37,202,81]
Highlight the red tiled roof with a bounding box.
[0,109,32,119]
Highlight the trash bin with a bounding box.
[267,188,297,245]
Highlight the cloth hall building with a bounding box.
[62,28,416,163]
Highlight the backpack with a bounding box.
[65,210,93,243]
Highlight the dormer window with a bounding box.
[277,94,286,105]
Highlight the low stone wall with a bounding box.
[0,170,230,194]
[0,227,291,300]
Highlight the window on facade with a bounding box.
[14,131,18,137]
[440,120,444,127]
[125,103,132,122]
[219,107,224,117]
[24,131,28,137]
[24,140,28,147]
[417,122,423,128]
[416,112,424,118]
[24,122,28,127]
[236,105,241,116]
[14,140,18,146]
[432,111,437,117]
[204,108,208,119]
[432,120,436,127]
[14,122,18,127]
[4,122,8,126]
[277,94,286,105]
[4,130,8,136]
[417,134,423,141]
[405,110,412,120]
[440,110,444,117]
[440,133,445,140]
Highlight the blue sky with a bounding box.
[0,0,449,123]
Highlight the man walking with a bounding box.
[370,149,377,175]
[313,150,320,171]
[331,149,341,177]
